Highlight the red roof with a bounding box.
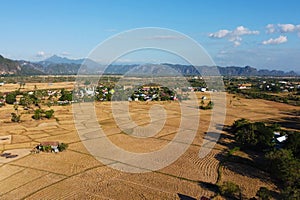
[40,141,59,146]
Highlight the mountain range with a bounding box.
[0,55,298,77]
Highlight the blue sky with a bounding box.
[1,0,300,72]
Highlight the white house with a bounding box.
[200,87,207,92]
[276,135,287,143]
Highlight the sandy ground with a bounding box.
[0,82,75,93]
[0,88,299,199]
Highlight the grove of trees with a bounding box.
[231,119,300,199]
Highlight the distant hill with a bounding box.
[162,64,298,77]
[43,55,84,65]
[0,55,298,76]
[0,55,44,75]
[37,55,101,74]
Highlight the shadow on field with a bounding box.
[197,181,219,193]
[214,148,269,180]
[271,117,300,130]
[177,193,197,200]
[266,110,300,130]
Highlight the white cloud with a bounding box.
[209,29,230,38]
[278,24,297,32]
[36,51,46,57]
[266,24,276,33]
[266,23,300,35]
[209,26,259,46]
[262,35,287,45]
[232,26,259,36]
[233,41,241,47]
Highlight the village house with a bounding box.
[238,83,252,90]
[36,141,59,153]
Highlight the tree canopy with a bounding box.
[231,119,274,150]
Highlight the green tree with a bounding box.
[84,80,91,85]
[59,89,72,101]
[253,122,274,149]
[42,145,52,152]
[284,132,300,159]
[5,93,16,104]
[219,181,241,199]
[11,113,21,122]
[266,149,300,199]
[256,187,271,200]
[231,118,250,133]
[44,109,54,119]
[206,101,214,109]
[58,143,68,151]
[33,109,43,120]
[20,95,33,108]
[232,119,274,150]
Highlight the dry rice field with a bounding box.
[0,83,299,199]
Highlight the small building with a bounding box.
[238,83,252,90]
[273,131,280,136]
[276,135,287,143]
[200,87,207,92]
[37,141,59,153]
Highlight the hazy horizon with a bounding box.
[1,1,300,72]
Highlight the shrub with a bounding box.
[199,101,214,110]
[42,145,52,152]
[58,143,68,151]
[44,109,54,119]
[33,109,43,120]
[219,181,240,198]
[256,187,271,200]
[5,93,16,104]
[32,109,55,120]
[59,89,72,101]
[11,113,21,122]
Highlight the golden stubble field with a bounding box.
[0,83,299,199]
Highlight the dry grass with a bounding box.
[0,83,299,199]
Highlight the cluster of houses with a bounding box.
[237,80,300,92]
[128,85,178,101]
[1,81,212,106]
[74,84,195,102]
[31,141,67,153]
[259,80,300,92]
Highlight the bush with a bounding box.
[5,93,16,104]
[58,143,68,151]
[44,109,54,119]
[42,145,52,152]
[266,149,300,199]
[199,101,214,110]
[32,109,55,120]
[59,89,72,101]
[256,187,271,200]
[33,109,43,120]
[232,119,274,150]
[11,113,21,122]
[219,181,240,198]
